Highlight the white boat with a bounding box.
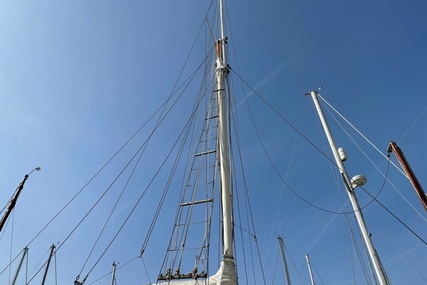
[0,1,426,285]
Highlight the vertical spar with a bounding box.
[214,0,238,284]
[278,236,292,285]
[11,247,29,285]
[216,0,233,260]
[41,244,56,285]
[308,90,390,285]
[305,254,315,285]
[110,262,117,285]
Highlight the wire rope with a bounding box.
[76,15,214,278]
[15,50,212,276]
[317,94,405,177]
[383,230,427,282]
[77,138,149,281]
[81,58,214,283]
[85,256,139,285]
[24,51,212,285]
[8,210,15,284]
[139,53,215,261]
[7,35,214,285]
[229,69,422,220]
[319,95,427,223]
[359,187,427,246]
[309,257,325,285]
[232,88,267,285]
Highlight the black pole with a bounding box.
[0,175,29,233]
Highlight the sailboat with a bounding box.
[1,1,427,285]
[148,0,240,284]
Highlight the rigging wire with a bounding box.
[228,71,427,281]
[137,8,228,276]
[319,94,427,223]
[346,212,375,285]
[141,62,218,279]
[286,250,306,285]
[309,258,325,285]
[317,98,379,284]
[141,68,214,269]
[229,69,427,232]
[271,251,279,285]
[26,247,29,285]
[382,230,427,282]
[322,98,415,212]
[10,58,212,277]
[227,29,268,284]
[230,79,254,284]
[22,245,51,285]
[232,89,267,285]
[317,94,405,177]
[24,51,212,285]
[80,58,214,283]
[359,186,427,247]
[319,101,378,284]
[86,257,139,285]
[8,210,15,285]
[76,136,148,281]
[54,249,58,285]
[0,97,176,278]
[76,19,214,278]
[227,18,300,283]
[327,103,392,207]
[230,69,360,215]
[139,42,215,261]
[139,256,152,285]
[175,78,219,271]
[3,34,214,285]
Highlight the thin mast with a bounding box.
[305,254,315,285]
[41,244,56,285]
[11,247,29,285]
[309,90,390,285]
[388,141,427,211]
[278,236,292,285]
[110,262,117,285]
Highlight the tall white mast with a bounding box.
[215,0,238,283]
[217,0,233,260]
[309,90,390,285]
[305,254,315,285]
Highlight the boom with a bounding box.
[388,141,427,211]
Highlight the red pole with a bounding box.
[388,141,427,211]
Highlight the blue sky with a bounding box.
[1,0,426,284]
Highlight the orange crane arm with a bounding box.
[388,141,427,212]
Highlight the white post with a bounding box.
[110,262,116,285]
[305,254,315,285]
[278,236,292,285]
[217,0,233,260]
[309,90,389,285]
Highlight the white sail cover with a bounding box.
[155,257,237,285]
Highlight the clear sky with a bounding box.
[1,1,426,285]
